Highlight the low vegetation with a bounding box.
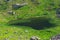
[0,0,60,40]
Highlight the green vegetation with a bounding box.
[0,0,60,40]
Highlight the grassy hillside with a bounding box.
[0,0,60,40]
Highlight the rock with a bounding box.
[51,34,60,40]
[12,3,28,9]
[30,36,40,40]
[12,4,21,9]
[7,11,15,15]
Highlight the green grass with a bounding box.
[0,0,60,40]
[0,24,60,40]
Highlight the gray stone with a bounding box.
[12,3,28,9]
[51,34,60,40]
[12,4,21,9]
[7,11,15,15]
[30,36,40,40]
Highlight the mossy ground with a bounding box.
[0,0,60,40]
